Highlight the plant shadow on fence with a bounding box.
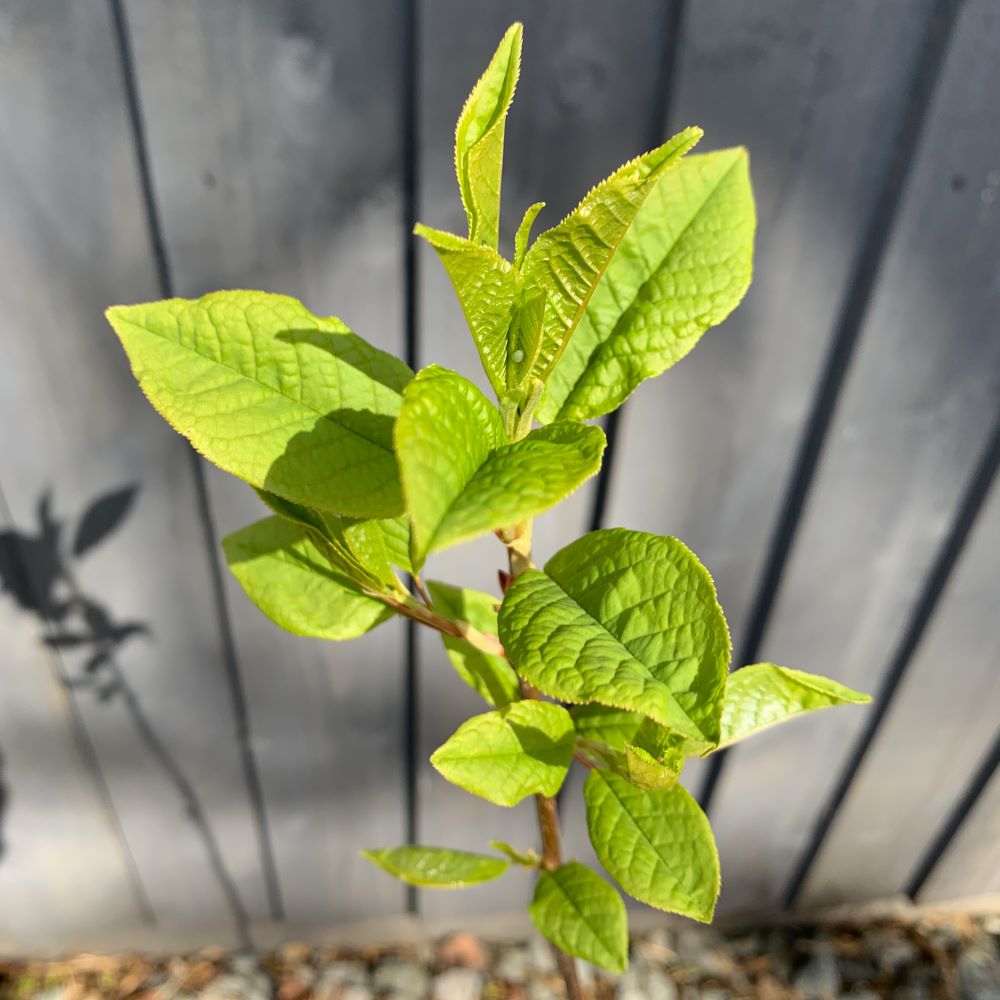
[0,486,252,944]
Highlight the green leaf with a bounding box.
[106,291,412,517]
[498,529,730,747]
[361,846,507,888]
[521,127,702,383]
[575,737,683,792]
[430,701,575,807]
[529,862,629,973]
[570,704,643,751]
[514,201,545,270]
[255,488,410,591]
[717,663,871,750]
[396,367,605,567]
[455,22,522,248]
[426,581,520,708]
[539,148,755,423]
[222,516,392,640]
[584,769,719,921]
[489,840,541,867]
[413,226,520,397]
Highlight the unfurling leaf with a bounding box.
[222,516,391,640]
[454,22,522,249]
[539,148,755,423]
[585,769,719,921]
[431,700,575,807]
[395,367,604,567]
[106,291,412,517]
[514,201,545,269]
[426,580,520,707]
[499,529,730,748]
[521,127,702,382]
[530,862,629,973]
[716,663,871,750]
[413,226,520,397]
[489,840,541,867]
[362,845,507,888]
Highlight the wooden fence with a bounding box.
[1,0,998,954]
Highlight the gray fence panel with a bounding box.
[123,0,410,928]
[0,0,271,947]
[707,0,1000,918]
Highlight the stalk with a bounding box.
[505,521,585,1000]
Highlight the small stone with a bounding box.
[277,975,311,1000]
[316,961,371,995]
[437,932,488,970]
[527,937,556,975]
[203,973,270,1000]
[231,953,268,978]
[372,958,430,1000]
[495,946,531,985]
[525,979,560,1000]
[617,964,678,1000]
[432,967,483,1000]
[957,945,1000,999]
[340,989,375,1000]
[862,926,918,973]
[700,990,732,1000]
[282,942,315,965]
[792,939,841,1000]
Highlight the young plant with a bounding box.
[106,23,870,994]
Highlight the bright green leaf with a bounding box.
[455,23,522,249]
[584,769,719,921]
[514,201,545,269]
[107,291,412,517]
[498,529,730,747]
[255,488,409,591]
[413,225,520,397]
[521,127,702,382]
[717,663,871,750]
[530,862,629,973]
[489,840,541,867]
[396,367,605,567]
[430,701,575,807]
[361,846,507,888]
[426,580,520,707]
[539,149,755,423]
[222,516,391,640]
[575,737,683,792]
[570,704,643,751]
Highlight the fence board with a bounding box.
[0,512,142,952]
[919,750,1000,904]
[601,0,939,799]
[799,449,1000,906]
[414,0,673,917]
[0,0,271,945]
[706,0,1000,916]
[123,0,410,928]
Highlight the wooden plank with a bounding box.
[0,501,143,954]
[799,467,1000,905]
[414,0,672,916]
[124,0,409,927]
[0,0,271,947]
[706,0,1000,916]
[601,0,940,800]
[918,751,1000,904]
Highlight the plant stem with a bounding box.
[508,529,584,1000]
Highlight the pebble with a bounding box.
[957,945,1000,999]
[431,967,483,1000]
[617,963,678,1000]
[527,936,556,975]
[494,946,531,985]
[372,958,430,1000]
[339,989,375,1000]
[202,973,270,1000]
[525,979,560,1000]
[792,940,841,1000]
[316,960,371,992]
[436,932,488,971]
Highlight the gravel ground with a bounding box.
[1,913,997,1000]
